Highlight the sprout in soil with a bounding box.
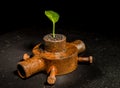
[45,10,60,38]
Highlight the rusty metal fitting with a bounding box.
[17,56,45,78]
[71,40,86,53]
[17,34,93,84]
[78,56,93,63]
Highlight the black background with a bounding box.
[1,0,119,35]
[0,1,120,88]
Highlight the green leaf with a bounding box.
[45,10,60,23]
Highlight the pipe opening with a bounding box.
[17,64,26,78]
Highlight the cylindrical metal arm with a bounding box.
[78,56,93,63]
[47,66,57,84]
[17,56,45,78]
[71,40,86,54]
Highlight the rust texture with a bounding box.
[17,34,93,84]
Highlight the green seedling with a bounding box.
[45,10,60,38]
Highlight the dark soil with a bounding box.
[44,34,66,41]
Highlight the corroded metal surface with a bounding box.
[17,34,93,84]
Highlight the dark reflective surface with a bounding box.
[0,27,120,88]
